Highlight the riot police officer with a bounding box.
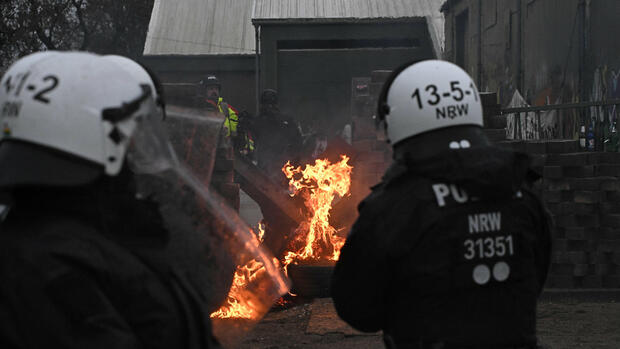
[0,51,232,348]
[331,60,551,349]
[253,89,302,179]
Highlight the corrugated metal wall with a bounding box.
[253,0,437,19]
[253,0,444,51]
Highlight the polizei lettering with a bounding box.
[432,183,469,207]
[468,212,502,233]
[436,104,468,119]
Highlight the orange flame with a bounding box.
[257,221,266,243]
[282,155,353,267]
[210,155,353,319]
[210,227,268,320]
[210,258,265,319]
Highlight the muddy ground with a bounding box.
[232,294,620,349]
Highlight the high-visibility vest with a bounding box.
[243,133,255,152]
[216,98,255,152]
[217,98,238,137]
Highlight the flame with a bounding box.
[282,155,352,267]
[210,258,266,319]
[210,227,267,320]
[257,221,266,243]
[210,155,353,319]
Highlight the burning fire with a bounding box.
[209,259,265,319]
[282,155,353,267]
[210,155,352,319]
[210,224,269,320]
[257,221,266,242]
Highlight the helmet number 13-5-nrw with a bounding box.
[411,81,479,110]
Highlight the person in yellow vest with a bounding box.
[200,75,254,154]
[201,75,238,136]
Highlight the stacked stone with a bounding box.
[499,139,620,288]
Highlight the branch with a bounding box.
[70,0,89,50]
[26,0,56,50]
[49,0,75,48]
[34,26,55,50]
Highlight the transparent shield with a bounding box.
[127,105,290,346]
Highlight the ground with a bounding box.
[231,295,620,349]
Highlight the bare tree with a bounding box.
[0,0,154,72]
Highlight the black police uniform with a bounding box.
[253,108,302,175]
[332,146,551,349]
[0,183,226,349]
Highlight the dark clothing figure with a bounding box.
[252,89,302,181]
[253,108,301,180]
[331,145,551,349]
[0,175,225,349]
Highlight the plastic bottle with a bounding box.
[587,125,595,151]
[610,124,619,152]
[579,125,587,150]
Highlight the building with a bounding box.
[143,0,445,122]
[442,0,620,110]
[444,0,620,289]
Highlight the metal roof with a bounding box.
[144,0,255,55]
[143,0,445,55]
[253,0,439,20]
[252,0,445,51]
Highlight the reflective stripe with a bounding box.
[215,98,253,152]
[217,98,238,137]
[246,135,255,151]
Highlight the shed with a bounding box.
[142,0,257,112]
[252,0,445,131]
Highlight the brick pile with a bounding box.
[499,140,620,288]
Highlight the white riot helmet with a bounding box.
[377,60,483,145]
[0,51,163,187]
[103,54,166,117]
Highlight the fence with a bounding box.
[502,99,620,151]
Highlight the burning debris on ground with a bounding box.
[210,155,353,319]
[281,155,353,268]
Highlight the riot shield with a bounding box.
[127,104,290,346]
[165,105,223,186]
